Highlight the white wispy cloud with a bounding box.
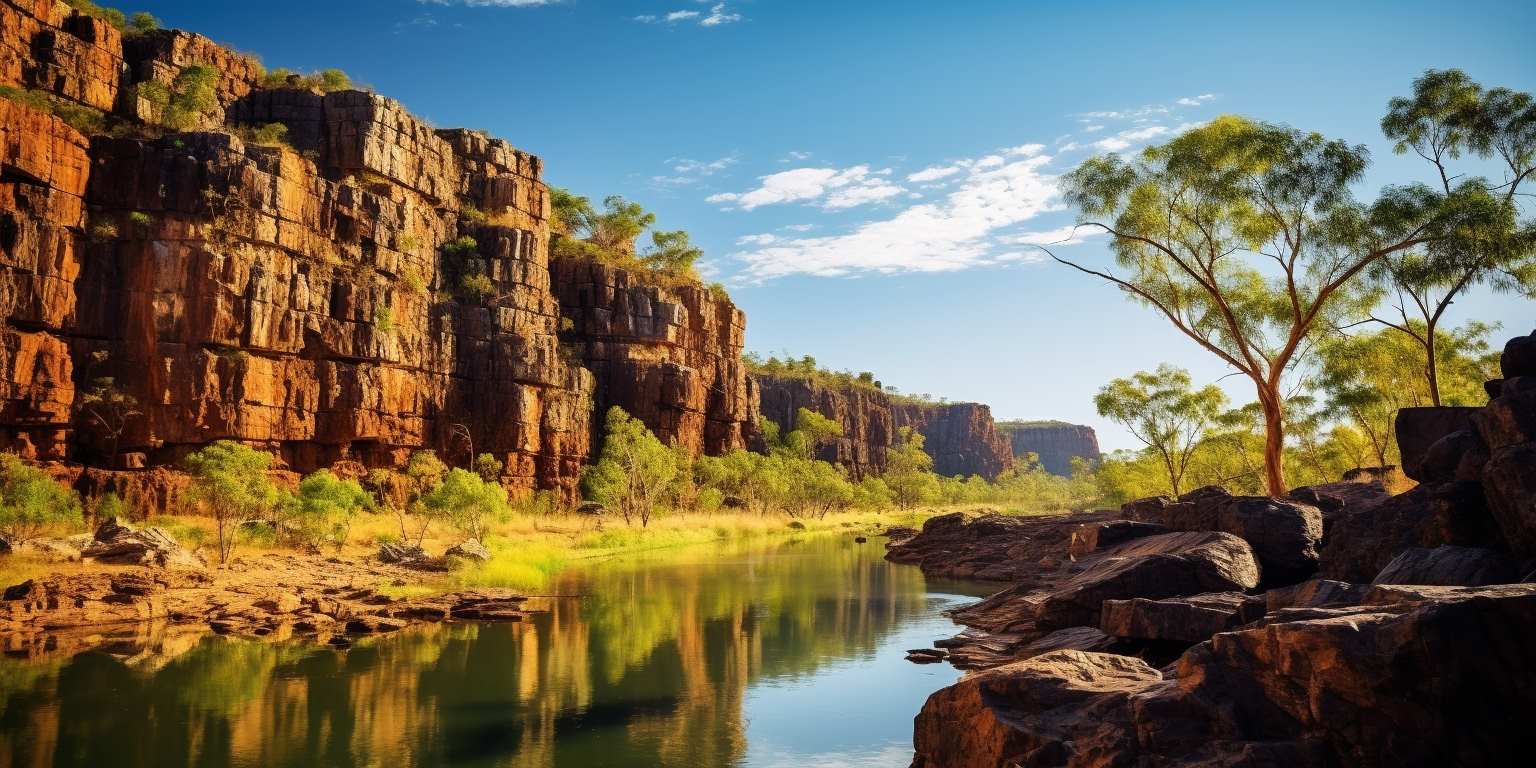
[727,151,1063,281]
[780,150,813,163]
[1176,93,1217,106]
[651,154,738,187]
[907,165,962,183]
[637,2,743,26]
[1003,225,1102,246]
[1090,124,1173,152]
[708,165,905,211]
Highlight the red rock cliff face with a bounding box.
[999,421,1102,476]
[550,258,758,456]
[755,375,1014,480]
[0,8,596,502]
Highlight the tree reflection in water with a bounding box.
[0,536,988,767]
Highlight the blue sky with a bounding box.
[145,0,1534,450]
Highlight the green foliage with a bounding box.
[583,407,678,527]
[0,85,107,135]
[64,0,125,29]
[182,441,287,563]
[421,468,510,543]
[127,211,153,232]
[259,68,353,93]
[292,470,372,551]
[77,349,142,466]
[89,492,129,522]
[235,122,290,148]
[0,455,83,545]
[373,302,395,333]
[1368,69,1535,405]
[459,273,495,300]
[640,229,703,277]
[884,427,941,508]
[442,236,478,259]
[549,187,593,236]
[127,11,158,35]
[162,65,221,131]
[1094,365,1226,497]
[473,453,503,482]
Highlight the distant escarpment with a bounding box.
[754,374,1013,479]
[0,2,760,506]
[997,420,1101,476]
[550,257,759,456]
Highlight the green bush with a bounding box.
[459,273,495,300]
[183,441,288,563]
[0,455,83,545]
[259,68,353,93]
[292,470,373,551]
[421,468,510,543]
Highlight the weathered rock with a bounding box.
[1319,480,1505,582]
[755,373,1014,480]
[376,542,427,565]
[80,517,203,569]
[915,585,1536,767]
[1262,578,1370,613]
[1287,478,1389,537]
[1100,591,1247,644]
[885,509,1116,583]
[1482,442,1536,556]
[551,257,760,458]
[444,539,491,562]
[1397,406,1479,482]
[1372,545,1520,586]
[911,650,1162,768]
[1214,497,1323,586]
[1033,531,1261,631]
[1119,495,1173,522]
[1066,519,1169,559]
[1500,329,1536,378]
[996,421,1101,477]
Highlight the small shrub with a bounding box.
[460,204,488,224]
[292,470,373,551]
[459,273,494,300]
[182,441,288,563]
[87,217,119,241]
[0,455,83,545]
[235,122,290,148]
[127,211,153,234]
[64,0,126,30]
[397,234,421,252]
[259,67,353,93]
[442,236,478,259]
[420,468,510,543]
[127,11,158,35]
[401,266,427,293]
[373,302,395,333]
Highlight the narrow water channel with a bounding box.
[0,536,992,767]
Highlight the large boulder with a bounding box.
[1213,497,1322,587]
[1500,330,1536,378]
[1318,480,1504,582]
[914,585,1536,767]
[79,517,204,569]
[1397,406,1479,482]
[1481,442,1536,557]
[885,510,1116,583]
[1372,545,1520,586]
[910,650,1162,768]
[1066,519,1169,558]
[1034,531,1260,631]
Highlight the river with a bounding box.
[0,535,991,767]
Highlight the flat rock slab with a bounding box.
[1034,531,1260,631]
[1100,591,1247,644]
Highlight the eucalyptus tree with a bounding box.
[1094,365,1226,497]
[1366,70,1535,404]
[1057,115,1478,495]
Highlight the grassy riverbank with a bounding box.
[1,507,980,596]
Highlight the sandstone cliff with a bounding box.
[3,2,773,504]
[754,374,1013,479]
[550,258,758,457]
[997,420,1101,476]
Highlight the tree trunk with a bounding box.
[1258,388,1287,496]
[1424,322,1442,407]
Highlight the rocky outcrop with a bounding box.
[884,510,1119,583]
[1125,486,1324,586]
[551,258,758,456]
[1,1,124,112]
[79,516,204,569]
[997,420,1101,476]
[913,585,1536,768]
[755,374,1013,479]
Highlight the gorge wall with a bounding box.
[754,375,1014,480]
[998,421,1101,476]
[0,2,755,505]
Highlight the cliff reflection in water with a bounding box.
[0,536,984,768]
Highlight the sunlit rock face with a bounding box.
[550,257,760,457]
[998,421,1101,477]
[754,374,1013,480]
[0,6,596,500]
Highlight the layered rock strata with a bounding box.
[551,257,758,455]
[0,6,771,503]
[997,420,1101,476]
[755,374,1013,479]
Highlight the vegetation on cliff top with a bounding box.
[549,189,713,288]
[743,352,954,405]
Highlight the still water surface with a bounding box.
[0,536,991,767]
